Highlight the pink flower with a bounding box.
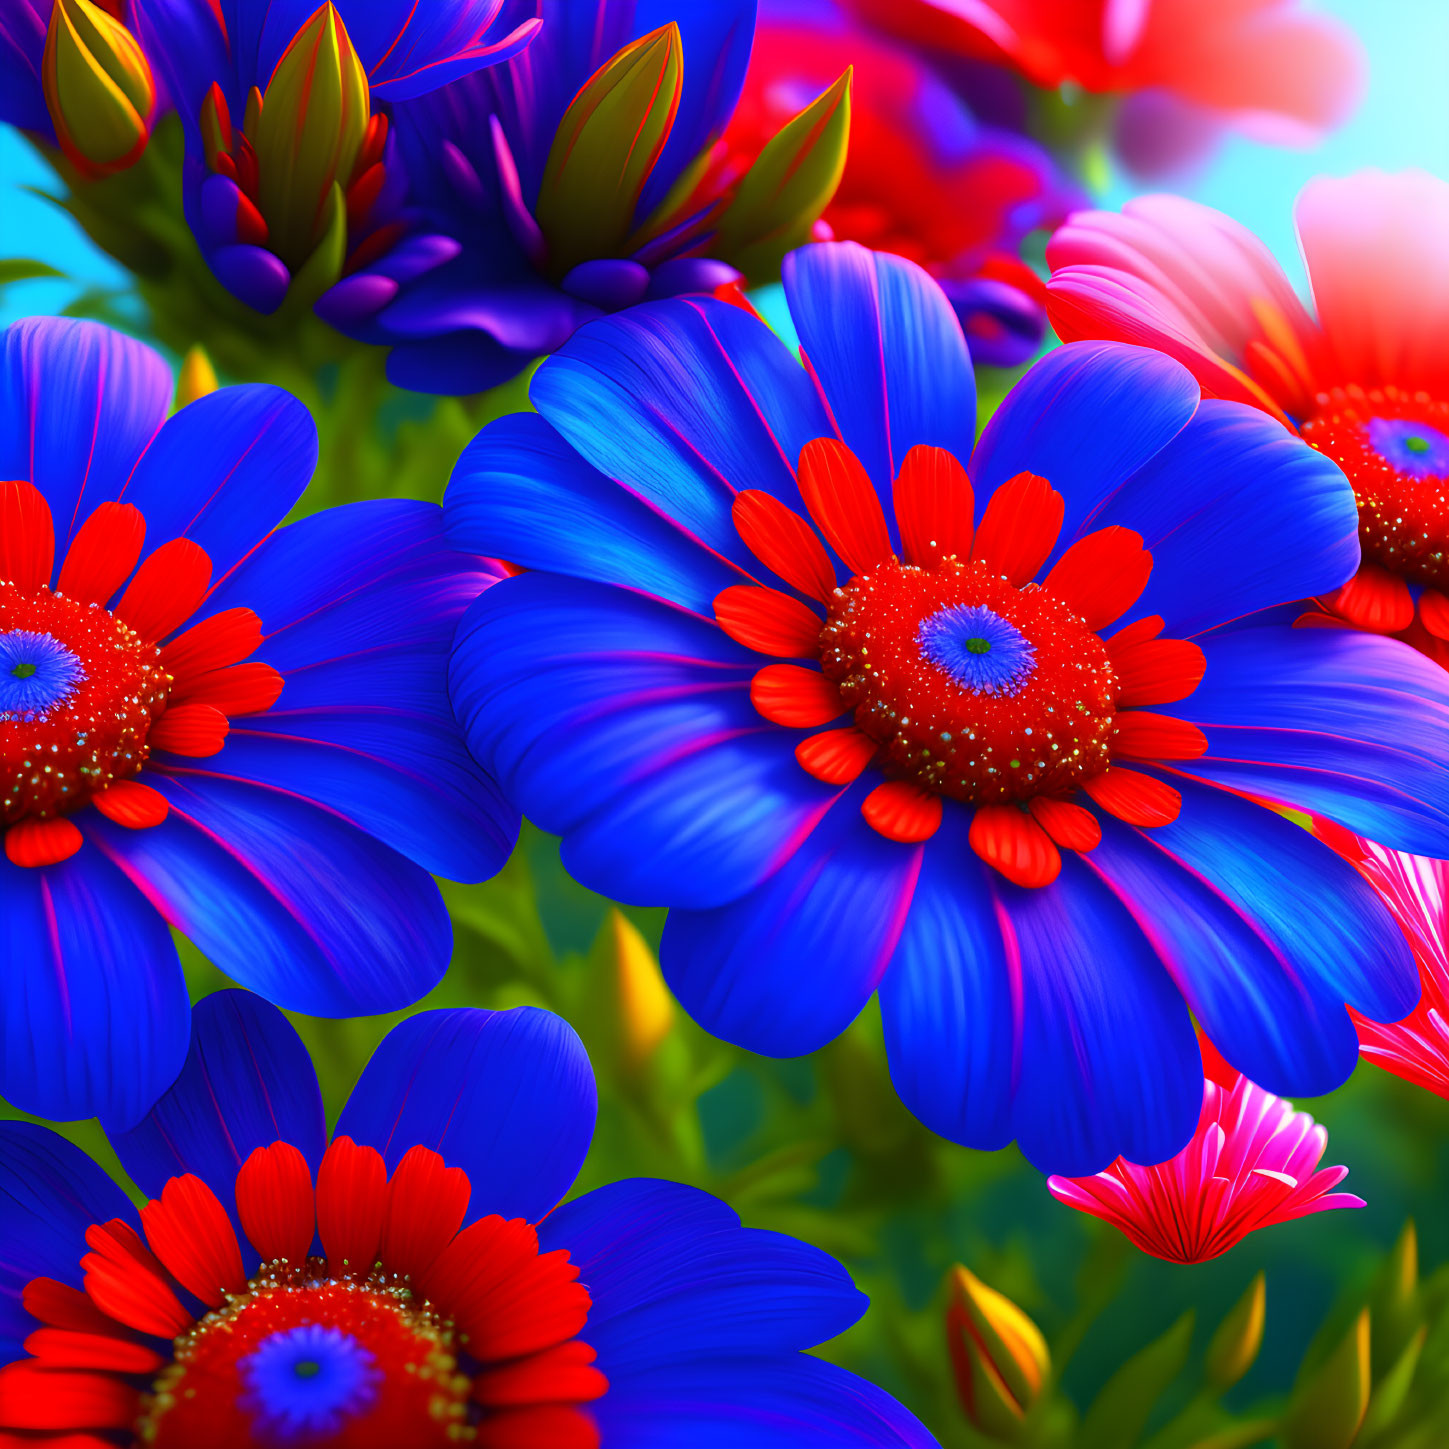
[1046,1044,1362,1263]
[1320,823,1449,1097]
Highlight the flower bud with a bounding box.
[945,1265,1049,1441]
[249,2,369,268]
[1282,1308,1370,1449]
[173,346,218,411]
[42,0,154,177]
[611,909,673,1071]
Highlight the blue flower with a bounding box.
[322,0,848,394]
[446,239,1449,1176]
[129,0,539,313]
[0,316,517,1125]
[0,990,936,1449]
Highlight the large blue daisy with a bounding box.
[0,316,516,1125]
[0,990,935,1448]
[446,239,1449,1176]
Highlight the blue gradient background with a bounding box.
[2,0,1445,329]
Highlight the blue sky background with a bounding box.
[1,0,1446,326]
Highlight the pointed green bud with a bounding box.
[43,0,154,177]
[1371,1219,1422,1375]
[611,909,673,1072]
[1282,1309,1371,1449]
[714,68,851,285]
[535,24,683,278]
[250,2,369,268]
[945,1265,1049,1441]
[1206,1273,1266,1390]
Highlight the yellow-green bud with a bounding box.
[43,0,154,176]
[611,909,673,1071]
[945,1265,1050,1442]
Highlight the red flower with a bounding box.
[1047,1041,1362,1263]
[1047,170,1449,661]
[1317,823,1449,1098]
[846,0,1362,167]
[722,3,1076,365]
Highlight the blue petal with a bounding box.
[661,791,920,1056]
[91,772,451,1017]
[118,385,318,584]
[0,1123,137,1366]
[0,317,169,564]
[451,573,835,909]
[0,845,188,1126]
[445,411,745,613]
[540,1179,865,1375]
[1083,399,1359,636]
[335,1007,595,1225]
[1086,778,1414,1096]
[879,811,1014,1153]
[1173,628,1449,857]
[967,340,1200,565]
[106,989,326,1219]
[531,295,831,573]
[594,1354,938,1448]
[384,329,533,395]
[1002,855,1201,1175]
[782,242,976,501]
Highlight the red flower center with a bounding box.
[1301,386,1449,588]
[714,438,1209,886]
[820,557,1117,804]
[0,480,284,870]
[0,1138,607,1449]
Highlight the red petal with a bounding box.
[861,780,942,842]
[5,817,82,868]
[1042,526,1152,631]
[346,161,386,229]
[0,479,55,592]
[1107,614,1164,647]
[970,472,1063,584]
[894,443,974,565]
[473,1340,608,1406]
[1028,796,1101,852]
[795,726,876,784]
[81,1219,192,1339]
[475,1405,601,1449]
[1319,563,1414,634]
[317,1136,388,1277]
[731,490,837,601]
[749,664,846,727]
[1420,589,1449,640]
[1082,768,1182,826]
[1110,636,1206,706]
[91,780,168,830]
[1111,712,1208,761]
[113,538,212,643]
[968,805,1061,887]
[148,702,229,756]
[23,1327,166,1374]
[22,1279,123,1336]
[172,662,284,716]
[236,1142,315,1264]
[379,1145,471,1283]
[140,1175,246,1308]
[796,438,895,577]
[713,585,822,657]
[418,1215,590,1361]
[713,279,764,321]
[235,188,270,246]
[56,503,145,606]
[160,606,262,681]
[0,1363,136,1431]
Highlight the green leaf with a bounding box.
[0,258,66,286]
[1282,1309,1371,1449]
[713,68,851,285]
[1080,1312,1195,1449]
[1206,1274,1266,1390]
[534,24,682,277]
[1359,1324,1427,1440]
